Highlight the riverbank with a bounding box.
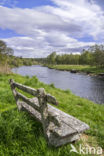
[0,73,104,155]
[0,58,38,75]
[46,65,104,75]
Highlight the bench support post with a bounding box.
[37,88,49,141]
[9,79,22,110]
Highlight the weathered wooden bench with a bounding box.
[9,79,89,147]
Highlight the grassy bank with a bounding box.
[46,65,104,75]
[0,74,104,155]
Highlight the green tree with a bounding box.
[89,44,104,67]
[47,52,56,64]
[0,40,14,65]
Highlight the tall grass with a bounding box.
[0,64,11,74]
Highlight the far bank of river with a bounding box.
[46,64,104,76]
[12,65,104,104]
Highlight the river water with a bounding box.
[12,65,104,104]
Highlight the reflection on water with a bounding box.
[12,65,104,104]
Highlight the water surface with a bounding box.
[12,65,104,104]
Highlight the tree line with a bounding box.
[1,40,104,69]
[0,40,37,69]
[46,44,104,67]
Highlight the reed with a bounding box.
[0,64,11,74]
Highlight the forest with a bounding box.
[45,44,104,67]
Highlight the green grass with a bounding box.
[47,65,104,74]
[0,73,104,155]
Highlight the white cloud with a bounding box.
[46,0,104,39]
[3,35,95,58]
[0,0,104,57]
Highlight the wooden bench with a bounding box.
[9,79,89,147]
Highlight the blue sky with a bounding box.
[0,0,56,8]
[0,0,104,57]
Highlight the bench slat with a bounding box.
[19,101,41,122]
[17,93,40,112]
[48,104,89,135]
[13,82,38,96]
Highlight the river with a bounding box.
[12,65,104,104]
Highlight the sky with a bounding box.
[0,0,104,58]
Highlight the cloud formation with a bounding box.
[0,0,104,57]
